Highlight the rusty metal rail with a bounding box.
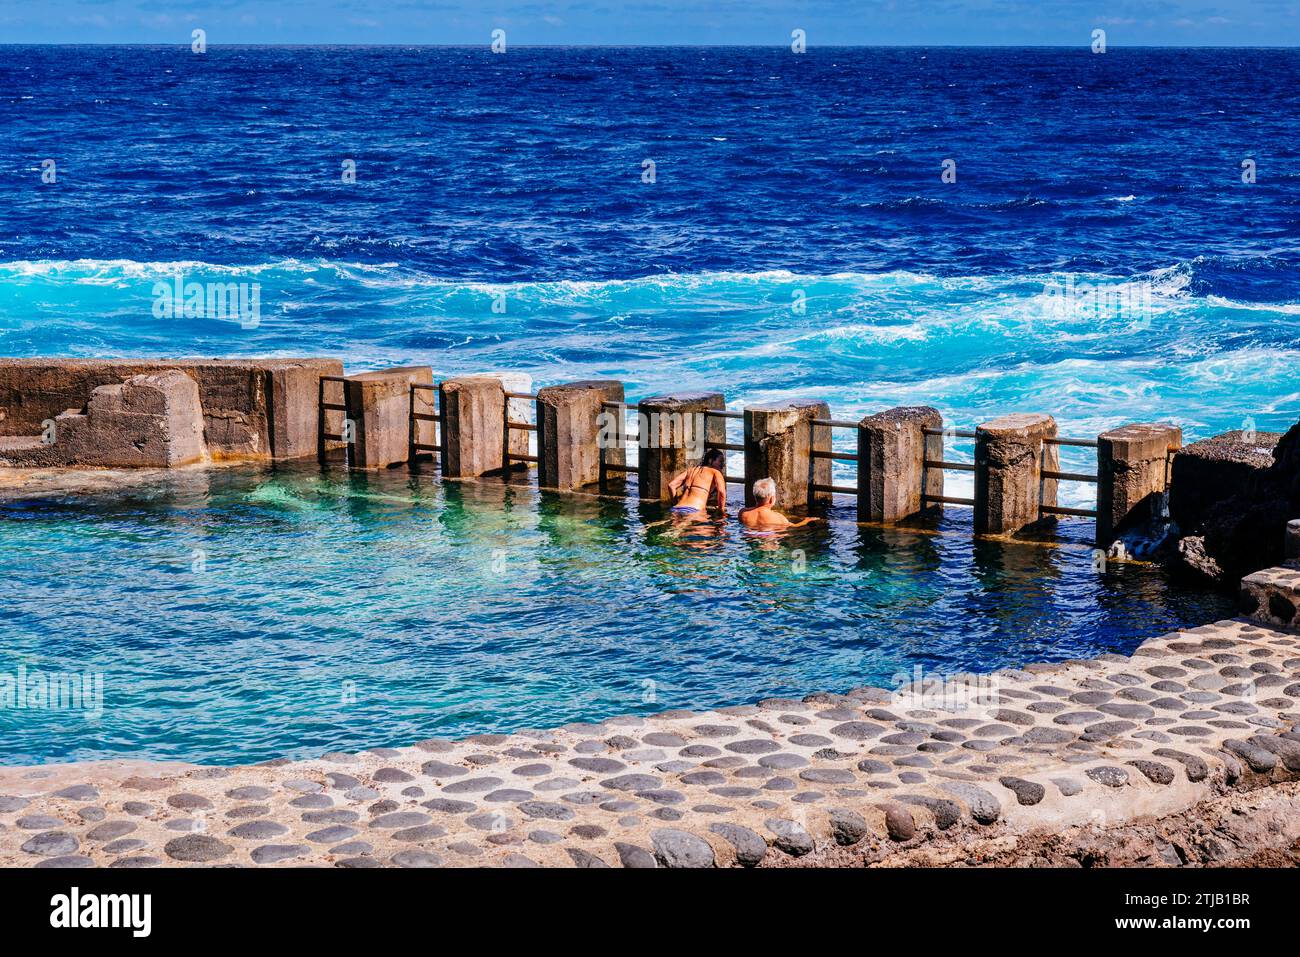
[409,382,443,461]
[318,375,350,460]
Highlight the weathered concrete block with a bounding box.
[0,358,341,461]
[636,392,725,501]
[1287,520,1300,561]
[1240,565,1300,628]
[536,380,624,490]
[1096,423,1180,545]
[53,370,207,468]
[344,366,432,470]
[974,413,1057,536]
[269,359,344,460]
[857,406,943,523]
[1170,429,1283,534]
[743,400,828,508]
[441,375,507,478]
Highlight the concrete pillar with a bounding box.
[344,366,433,469]
[1096,423,1181,545]
[857,406,943,523]
[974,413,1057,535]
[536,380,625,490]
[268,360,344,460]
[743,400,829,508]
[440,375,507,478]
[636,391,725,501]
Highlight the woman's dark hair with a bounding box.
[701,448,726,471]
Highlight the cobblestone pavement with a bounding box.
[3,614,1299,869]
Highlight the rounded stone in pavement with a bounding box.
[370,811,431,828]
[518,801,574,821]
[1126,760,1175,785]
[614,841,658,868]
[483,789,533,803]
[77,807,106,822]
[600,773,660,791]
[998,776,1045,806]
[289,793,333,809]
[250,844,311,864]
[566,847,610,867]
[1151,748,1209,781]
[568,757,625,773]
[393,824,448,842]
[443,776,503,795]
[940,783,1001,825]
[1085,766,1130,788]
[306,825,358,844]
[391,849,443,867]
[110,856,162,868]
[422,797,477,815]
[167,793,214,811]
[829,721,885,741]
[651,828,716,868]
[897,795,960,829]
[103,839,148,854]
[765,818,814,856]
[302,809,358,824]
[330,841,373,856]
[467,812,512,832]
[373,767,414,783]
[503,853,540,868]
[800,769,856,784]
[228,820,289,840]
[164,834,232,862]
[17,815,63,830]
[420,760,467,779]
[21,831,79,856]
[856,759,892,774]
[828,808,868,846]
[53,785,99,801]
[227,805,271,819]
[36,855,94,869]
[335,856,381,868]
[0,796,31,813]
[86,820,137,841]
[878,803,915,841]
[725,739,780,754]
[226,786,273,800]
[709,822,767,866]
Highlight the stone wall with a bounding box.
[0,358,342,464]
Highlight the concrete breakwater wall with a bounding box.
[2,358,1296,567]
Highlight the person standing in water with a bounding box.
[739,477,820,529]
[667,448,728,518]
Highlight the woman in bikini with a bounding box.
[667,448,728,519]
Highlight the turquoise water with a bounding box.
[0,464,1233,766]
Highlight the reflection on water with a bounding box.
[0,462,1234,766]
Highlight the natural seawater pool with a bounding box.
[0,463,1234,766]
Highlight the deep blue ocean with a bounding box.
[0,47,1295,763]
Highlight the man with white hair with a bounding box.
[738,477,820,530]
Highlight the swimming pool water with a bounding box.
[0,463,1234,765]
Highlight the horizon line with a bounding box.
[2,42,1300,49]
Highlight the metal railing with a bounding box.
[807,417,859,498]
[409,382,443,466]
[598,400,637,484]
[1040,436,1099,518]
[919,426,1101,517]
[921,427,977,507]
[702,408,745,485]
[503,391,539,474]
[318,374,349,463]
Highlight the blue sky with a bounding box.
[1,1,1297,45]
